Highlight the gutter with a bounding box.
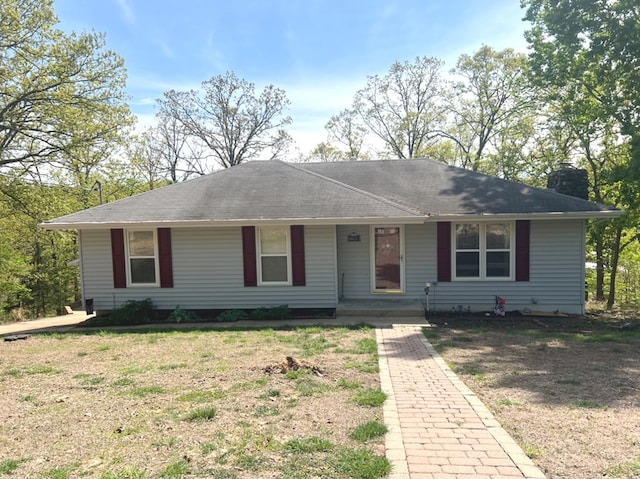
[39,208,623,231]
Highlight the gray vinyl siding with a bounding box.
[336,220,587,314]
[82,219,586,315]
[80,225,337,312]
[337,225,371,298]
[336,223,435,299]
[429,219,586,314]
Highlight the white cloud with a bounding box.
[116,0,136,25]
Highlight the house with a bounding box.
[41,159,622,316]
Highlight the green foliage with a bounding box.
[41,467,72,479]
[0,458,24,474]
[0,0,135,321]
[99,470,146,479]
[295,378,332,397]
[350,421,388,442]
[523,0,640,309]
[283,368,311,380]
[177,389,224,403]
[253,405,280,417]
[159,459,191,478]
[184,406,217,421]
[167,305,198,323]
[574,400,603,409]
[283,437,334,454]
[249,305,291,321]
[351,338,378,354]
[129,385,166,397]
[216,309,248,322]
[447,45,536,176]
[334,448,391,479]
[353,389,387,407]
[336,378,363,390]
[110,299,156,325]
[344,357,380,373]
[605,458,640,479]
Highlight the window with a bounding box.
[454,223,513,280]
[127,230,158,285]
[257,226,290,284]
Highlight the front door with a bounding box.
[372,226,404,293]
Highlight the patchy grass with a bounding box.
[0,458,24,475]
[283,437,334,454]
[427,319,640,479]
[184,406,217,421]
[353,389,387,407]
[350,421,388,442]
[334,448,391,479]
[0,326,383,478]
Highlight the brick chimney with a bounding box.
[547,163,589,200]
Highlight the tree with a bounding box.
[158,72,292,169]
[522,0,640,172]
[0,0,133,173]
[325,109,370,160]
[353,56,445,159]
[523,0,640,307]
[149,113,208,181]
[444,46,536,172]
[305,142,344,163]
[128,130,166,190]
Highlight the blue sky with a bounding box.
[53,0,530,153]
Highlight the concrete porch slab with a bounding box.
[337,299,425,317]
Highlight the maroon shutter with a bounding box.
[242,226,257,287]
[110,229,127,288]
[157,228,174,288]
[291,225,306,286]
[437,222,452,282]
[515,220,530,282]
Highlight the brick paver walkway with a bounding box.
[377,325,546,479]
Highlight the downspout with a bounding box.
[580,219,587,315]
[78,230,87,314]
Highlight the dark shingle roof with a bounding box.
[42,159,621,229]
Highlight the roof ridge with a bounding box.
[282,161,426,217]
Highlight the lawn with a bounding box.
[0,326,390,479]
[425,318,640,479]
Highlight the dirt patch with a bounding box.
[426,317,640,479]
[0,326,385,478]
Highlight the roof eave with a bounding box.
[40,210,624,231]
[39,215,429,230]
[425,210,625,222]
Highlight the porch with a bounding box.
[336,298,425,318]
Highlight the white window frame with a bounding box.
[452,222,514,281]
[125,229,159,287]
[257,226,291,286]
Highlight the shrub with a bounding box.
[216,309,248,322]
[167,305,198,323]
[249,305,291,321]
[110,298,156,325]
